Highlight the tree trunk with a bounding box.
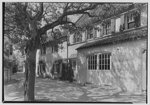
[24,49,36,101]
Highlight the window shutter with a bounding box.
[115,17,121,32]
[69,34,74,44]
[99,25,103,37]
[111,19,115,33]
[85,30,87,41]
[82,31,86,41]
[120,14,125,25]
[141,5,147,26]
[73,34,75,43]
[124,14,128,29]
[93,28,96,38]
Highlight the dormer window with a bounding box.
[127,12,135,29]
[103,20,111,35]
[87,27,94,39]
[41,46,46,55]
[74,31,82,43]
[126,11,140,29]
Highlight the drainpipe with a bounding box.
[67,31,69,73]
[67,36,68,62]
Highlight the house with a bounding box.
[69,4,147,93]
[4,36,15,81]
[36,35,65,78]
[37,3,148,93]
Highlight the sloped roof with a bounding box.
[75,3,136,27]
[76,26,147,50]
[69,54,77,59]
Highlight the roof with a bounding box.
[75,4,134,28]
[76,26,147,50]
[69,54,77,59]
[42,35,67,47]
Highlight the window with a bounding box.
[87,53,111,70]
[52,45,58,53]
[103,20,111,35]
[95,25,101,38]
[74,32,82,43]
[41,46,46,55]
[87,27,94,39]
[126,11,140,29]
[99,53,111,70]
[88,54,97,70]
[127,12,135,29]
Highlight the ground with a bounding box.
[4,72,146,103]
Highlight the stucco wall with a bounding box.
[77,38,147,93]
[38,47,62,75]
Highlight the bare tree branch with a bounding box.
[63,3,69,13]
[39,3,99,35]
[34,3,44,21]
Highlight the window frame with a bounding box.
[98,53,111,70]
[103,20,111,36]
[74,32,82,43]
[87,54,97,70]
[41,46,46,55]
[127,12,135,29]
[87,53,111,71]
[87,27,94,40]
[126,11,141,29]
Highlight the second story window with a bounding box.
[127,12,135,29]
[87,27,94,40]
[103,20,111,35]
[41,46,46,55]
[52,45,58,53]
[95,25,102,38]
[74,31,82,43]
[126,11,140,29]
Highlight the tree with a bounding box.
[4,2,102,101]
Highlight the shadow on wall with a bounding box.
[76,52,87,84]
[110,47,142,93]
[76,44,145,93]
[37,50,62,78]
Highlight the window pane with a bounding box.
[102,58,104,65]
[105,65,107,70]
[102,65,105,70]
[92,55,94,70]
[108,58,110,65]
[99,64,101,70]
[95,55,97,70]
[105,58,108,65]
[128,22,135,29]
[108,64,110,70]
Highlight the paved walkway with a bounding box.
[4,72,146,103]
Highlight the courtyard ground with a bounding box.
[4,72,146,103]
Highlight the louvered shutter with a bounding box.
[111,19,115,33]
